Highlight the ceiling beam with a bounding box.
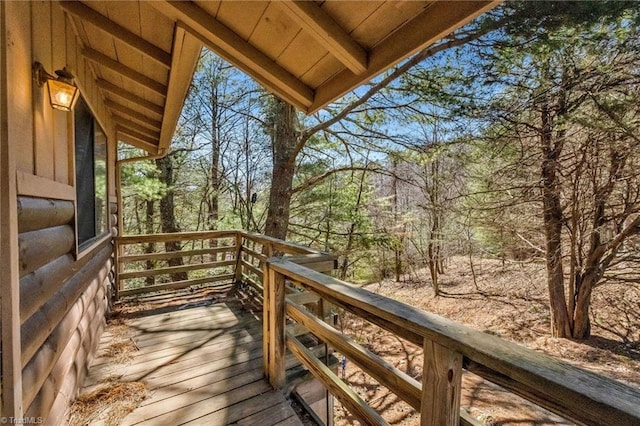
[158,25,202,153]
[82,48,167,97]
[60,1,171,69]
[278,0,367,75]
[113,115,161,139]
[117,129,159,154]
[152,1,314,109]
[117,126,159,147]
[97,79,164,117]
[105,99,162,130]
[309,1,500,113]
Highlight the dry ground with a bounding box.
[334,256,640,425]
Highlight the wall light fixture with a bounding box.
[33,61,79,112]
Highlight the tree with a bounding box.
[465,4,640,338]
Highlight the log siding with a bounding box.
[17,196,113,423]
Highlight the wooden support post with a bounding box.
[115,161,124,301]
[266,260,286,388]
[262,261,270,377]
[234,232,243,283]
[421,339,462,426]
[1,1,23,415]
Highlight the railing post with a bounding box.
[421,339,462,426]
[264,259,286,388]
[116,239,123,300]
[234,232,243,283]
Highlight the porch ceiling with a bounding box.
[61,0,499,155]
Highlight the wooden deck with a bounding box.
[78,291,303,425]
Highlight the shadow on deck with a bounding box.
[74,288,303,426]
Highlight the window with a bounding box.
[74,97,108,249]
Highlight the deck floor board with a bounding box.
[79,298,302,425]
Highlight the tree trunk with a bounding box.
[208,92,220,259]
[539,105,572,338]
[264,98,298,240]
[339,169,367,280]
[572,274,594,338]
[156,156,188,282]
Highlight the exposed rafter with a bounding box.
[82,48,168,97]
[105,99,162,130]
[60,1,171,69]
[309,0,500,112]
[96,79,164,118]
[158,25,202,152]
[151,1,314,110]
[117,129,159,154]
[278,1,368,75]
[113,115,161,139]
[117,126,159,146]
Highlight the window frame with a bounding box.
[73,96,110,257]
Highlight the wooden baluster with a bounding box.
[262,259,270,376]
[421,339,462,426]
[116,241,123,300]
[234,232,243,283]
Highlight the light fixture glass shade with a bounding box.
[46,78,79,111]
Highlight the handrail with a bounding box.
[265,257,640,426]
[114,230,335,298]
[116,229,240,244]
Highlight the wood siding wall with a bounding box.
[2,1,116,421]
[17,196,113,424]
[6,1,114,186]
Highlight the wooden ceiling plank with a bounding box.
[350,1,430,49]
[60,1,171,69]
[214,1,267,41]
[309,0,499,113]
[277,30,327,79]
[113,115,161,139]
[117,126,158,146]
[97,79,164,117]
[82,47,167,96]
[158,25,202,153]
[139,1,175,53]
[279,0,367,74]
[248,3,299,61]
[154,0,313,108]
[117,131,159,154]
[105,99,162,130]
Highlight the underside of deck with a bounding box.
[73,289,303,425]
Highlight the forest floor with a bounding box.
[334,256,640,425]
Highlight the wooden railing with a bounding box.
[263,257,640,426]
[115,230,640,425]
[115,230,335,298]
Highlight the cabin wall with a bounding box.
[2,2,116,422]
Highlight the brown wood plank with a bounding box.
[124,379,272,425]
[287,299,421,410]
[116,302,232,324]
[286,332,387,426]
[113,322,262,360]
[119,259,234,279]
[421,339,463,426]
[196,390,301,426]
[236,402,302,426]
[142,353,264,396]
[119,275,234,297]
[122,364,266,422]
[89,323,262,373]
[79,297,308,426]
[97,319,262,360]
